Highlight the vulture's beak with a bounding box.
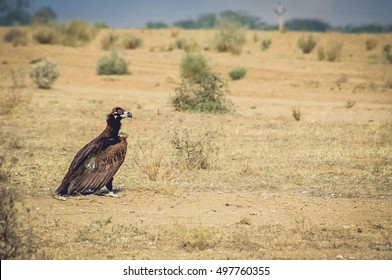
[121,111,132,119]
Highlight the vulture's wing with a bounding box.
[57,139,127,195]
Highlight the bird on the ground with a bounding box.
[55,107,132,197]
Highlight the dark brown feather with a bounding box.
[56,107,131,196]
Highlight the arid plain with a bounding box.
[0,28,391,259]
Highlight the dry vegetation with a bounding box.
[0,27,391,260]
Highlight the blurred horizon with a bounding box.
[29,0,392,28]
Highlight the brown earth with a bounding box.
[0,28,391,259]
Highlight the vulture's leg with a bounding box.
[106,178,118,197]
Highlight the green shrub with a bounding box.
[261,38,272,51]
[298,35,316,54]
[97,50,129,75]
[180,53,212,83]
[122,33,143,49]
[228,66,247,80]
[30,57,60,89]
[171,73,232,113]
[3,28,28,47]
[212,19,246,55]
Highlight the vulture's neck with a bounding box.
[101,117,121,139]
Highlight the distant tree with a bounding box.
[343,24,392,33]
[286,18,331,32]
[31,6,56,24]
[219,10,263,29]
[173,19,197,29]
[196,13,217,29]
[0,0,31,25]
[145,21,168,29]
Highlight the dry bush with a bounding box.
[33,20,97,47]
[174,223,218,250]
[9,68,27,89]
[132,132,173,181]
[61,19,98,47]
[175,38,200,52]
[30,57,60,89]
[212,19,246,55]
[365,38,378,51]
[171,129,219,170]
[318,41,343,62]
[101,32,119,50]
[3,28,28,47]
[298,35,316,54]
[383,44,392,64]
[0,69,30,115]
[0,88,26,115]
[292,107,301,121]
[122,33,143,49]
[32,24,59,44]
[0,186,42,259]
[170,27,182,38]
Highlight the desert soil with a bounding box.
[0,28,391,259]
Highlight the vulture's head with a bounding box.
[108,107,132,121]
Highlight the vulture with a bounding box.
[55,107,132,197]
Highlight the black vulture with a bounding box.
[55,107,132,197]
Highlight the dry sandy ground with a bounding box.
[0,28,391,259]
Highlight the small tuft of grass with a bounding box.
[171,129,219,170]
[261,38,272,51]
[133,132,172,181]
[228,66,247,80]
[30,57,60,89]
[292,107,301,121]
[122,33,143,49]
[96,50,129,75]
[345,100,356,109]
[298,35,316,54]
[175,223,218,250]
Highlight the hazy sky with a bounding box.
[29,0,392,27]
